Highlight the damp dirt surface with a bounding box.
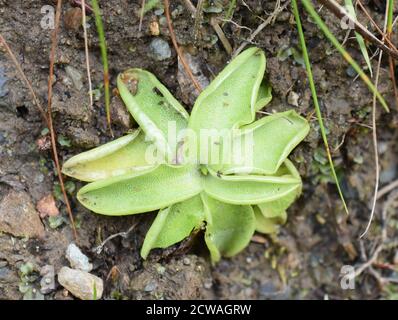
[1,0,398,300]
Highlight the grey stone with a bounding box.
[66,243,93,272]
[149,38,171,61]
[287,91,299,107]
[40,265,56,294]
[144,281,157,292]
[58,267,103,300]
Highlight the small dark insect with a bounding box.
[217,171,222,178]
[153,87,163,97]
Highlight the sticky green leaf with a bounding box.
[188,47,266,160]
[254,206,286,234]
[257,159,301,217]
[220,111,309,175]
[62,130,154,182]
[254,80,272,112]
[77,165,202,216]
[202,193,255,263]
[117,69,189,160]
[141,195,205,259]
[203,163,301,205]
[186,48,267,168]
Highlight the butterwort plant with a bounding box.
[62,47,310,263]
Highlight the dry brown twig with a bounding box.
[163,0,202,93]
[182,0,233,55]
[355,190,398,281]
[356,0,398,108]
[0,1,77,240]
[393,16,398,29]
[210,17,233,55]
[386,27,398,110]
[356,0,396,50]
[360,0,392,239]
[233,0,288,57]
[81,0,93,108]
[139,0,146,32]
[93,221,140,254]
[356,0,398,269]
[387,53,398,109]
[377,180,398,200]
[48,0,78,240]
[221,19,253,32]
[317,0,398,59]
[360,45,382,239]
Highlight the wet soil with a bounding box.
[1,0,398,300]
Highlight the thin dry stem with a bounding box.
[81,0,93,108]
[360,2,390,239]
[0,4,77,240]
[356,0,397,52]
[377,179,398,200]
[183,0,233,54]
[388,55,398,109]
[318,0,398,59]
[48,0,78,240]
[164,0,202,93]
[139,0,146,32]
[210,17,233,55]
[182,0,196,13]
[233,0,288,57]
[356,190,398,278]
[360,50,382,238]
[93,221,139,254]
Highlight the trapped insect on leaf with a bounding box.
[62,47,310,263]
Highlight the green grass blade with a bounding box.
[144,0,161,14]
[292,0,349,214]
[344,0,373,77]
[91,0,111,131]
[387,0,394,34]
[301,0,389,112]
[223,0,237,26]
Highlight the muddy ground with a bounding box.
[1,0,398,300]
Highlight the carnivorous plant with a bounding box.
[62,47,310,262]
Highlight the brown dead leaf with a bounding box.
[37,194,59,218]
